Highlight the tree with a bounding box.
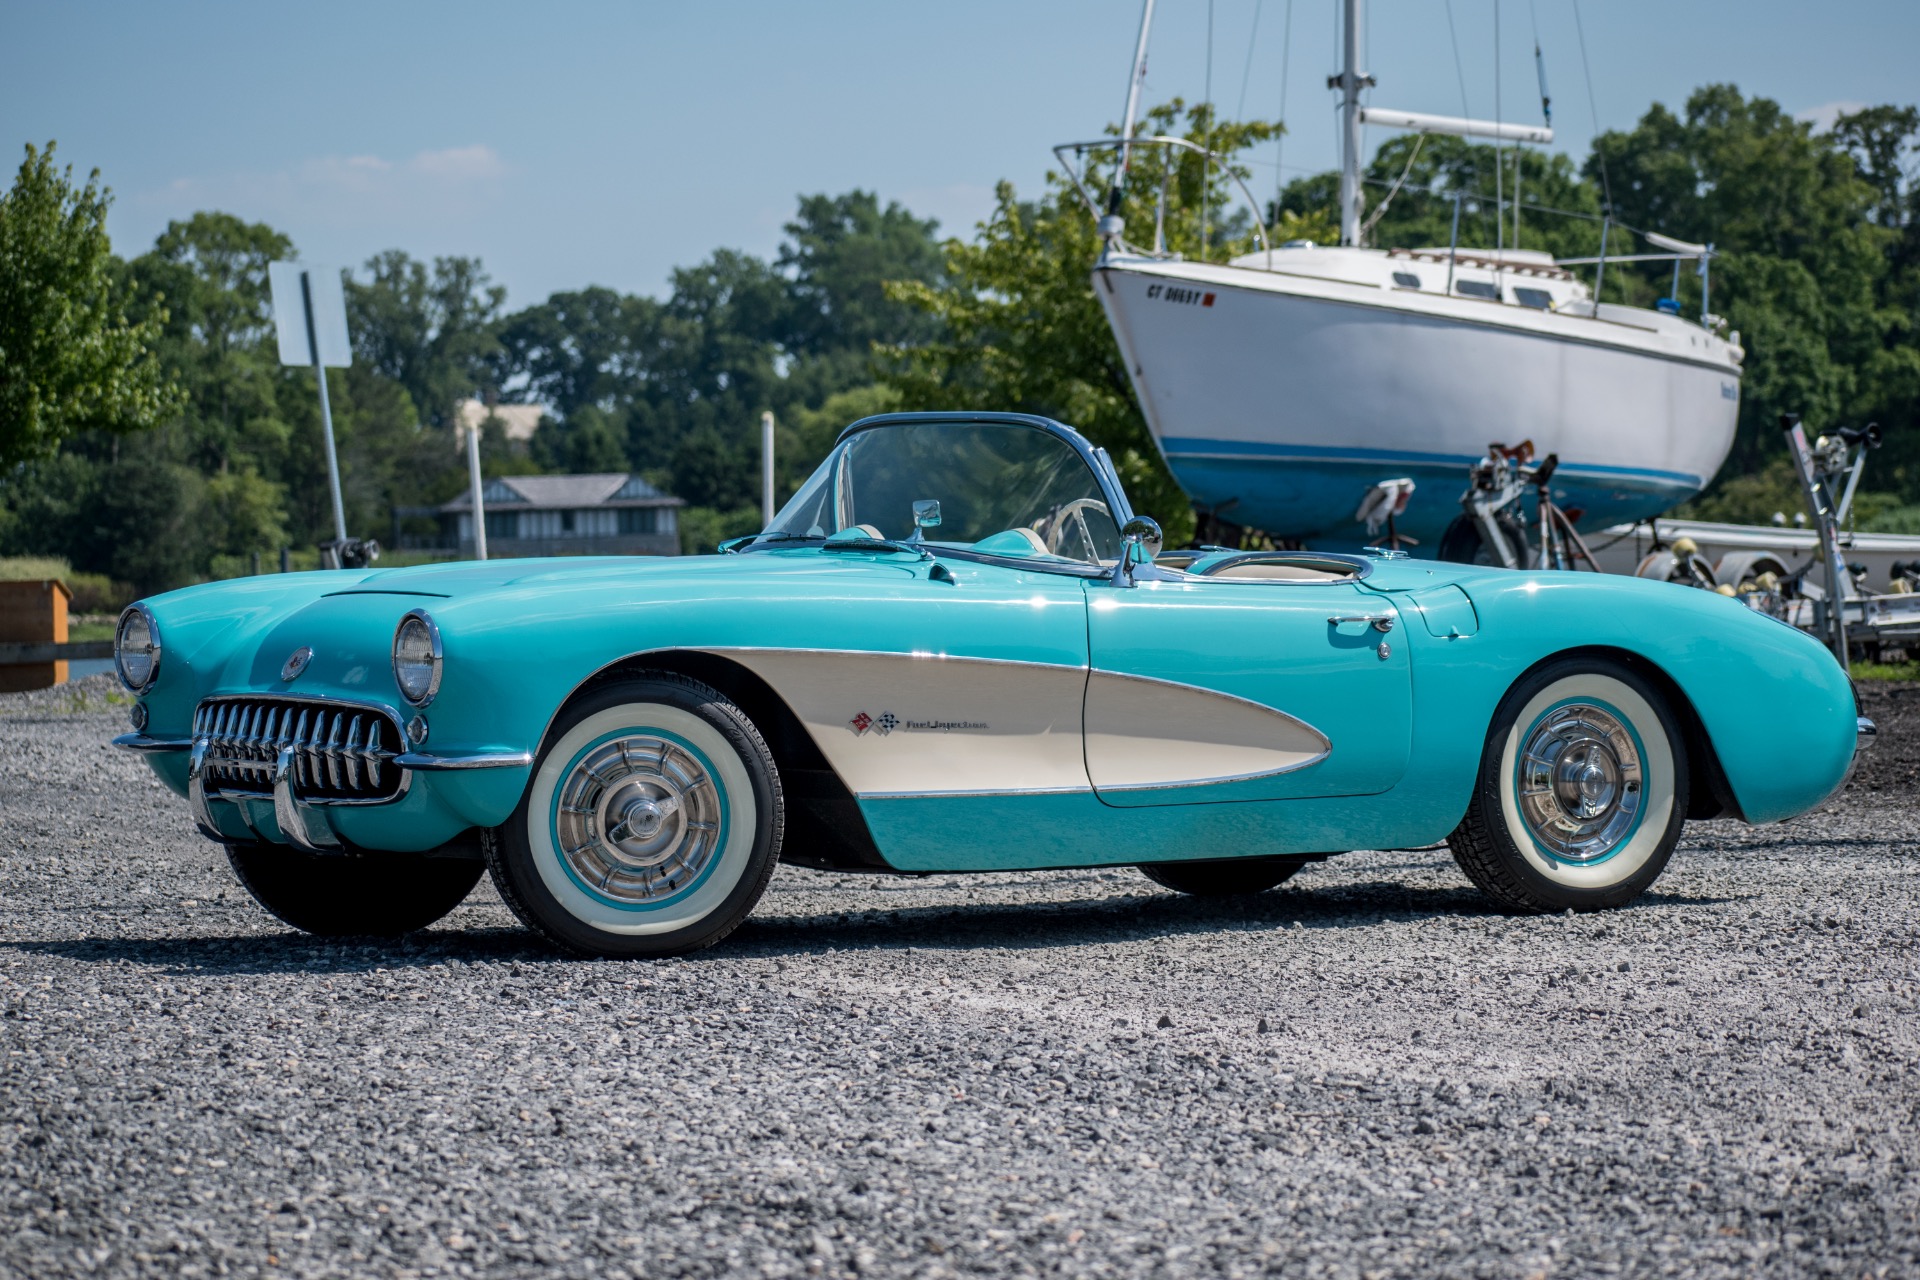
[1590,87,1894,479]
[1831,106,1919,230]
[780,190,943,349]
[497,286,654,422]
[124,211,294,475]
[349,251,506,428]
[883,102,1281,545]
[0,142,179,471]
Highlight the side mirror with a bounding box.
[908,499,942,544]
[1111,516,1165,587]
[1122,516,1163,560]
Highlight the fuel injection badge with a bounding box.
[849,711,988,736]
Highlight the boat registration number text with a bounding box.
[1146,284,1215,307]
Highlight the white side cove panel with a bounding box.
[1083,671,1330,792]
[709,649,1091,798]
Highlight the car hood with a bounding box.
[324,554,766,598]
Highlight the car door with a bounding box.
[712,555,1095,800]
[1083,569,1413,806]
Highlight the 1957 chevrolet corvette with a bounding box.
[113,412,1871,956]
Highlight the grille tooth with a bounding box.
[190,697,402,803]
[293,709,311,787]
[240,707,258,776]
[325,714,344,790]
[250,706,269,776]
[258,706,277,775]
[343,716,363,790]
[364,719,382,789]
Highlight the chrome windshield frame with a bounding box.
[830,411,1138,526]
[742,412,1141,577]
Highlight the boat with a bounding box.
[1065,0,1745,551]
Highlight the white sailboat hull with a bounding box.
[1096,253,1744,549]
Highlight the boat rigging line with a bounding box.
[1360,134,1425,241]
[1236,0,1264,118]
[1203,0,1214,256]
[1572,0,1612,215]
[1444,0,1472,117]
[1273,0,1293,221]
[1494,0,1504,267]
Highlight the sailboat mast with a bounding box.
[1109,0,1158,214]
[1337,0,1368,245]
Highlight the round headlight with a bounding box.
[392,610,442,707]
[114,605,161,692]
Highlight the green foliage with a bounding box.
[500,191,946,504]
[1590,87,1899,487]
[1673,457,1802,525]
[0,143,180,470]
[0,556,130,614]
[882,101,1282,547]
[677,503,762,556]
[777,191,944,399]
[350,252,506,428]
[785,384,901,470]
[1278,133,1605,265]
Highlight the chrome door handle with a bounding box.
[1328,613,1395,632]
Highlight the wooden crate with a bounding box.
[0,579,73,692]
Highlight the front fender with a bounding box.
[1444,571,1855,824]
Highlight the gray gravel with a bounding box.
[3,675,1917,1279]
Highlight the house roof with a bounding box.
[440,473,681,513]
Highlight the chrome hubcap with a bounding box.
[1517,703,1643,862]
[555,735,722,904]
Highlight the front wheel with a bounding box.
[1448,658,1689,913]
[225,842,483,936]
[487,673,783,958]
[1139,856,1309,896]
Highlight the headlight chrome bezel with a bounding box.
[392,609,443,707]
[114,604,162,693]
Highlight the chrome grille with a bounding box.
[193,696,403,803]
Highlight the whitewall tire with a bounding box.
[1448,658,1688,913]
[488,674,783,957]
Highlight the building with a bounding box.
[435,474,683,557]
[453,398,546,446]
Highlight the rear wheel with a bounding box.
[1139,856,1308,896]
[1448,657,1688,913]
[225,842,483,936]
[486,673,782,958]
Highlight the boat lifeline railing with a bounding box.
[1357,170,1725,331]
[1054,137,1270,261]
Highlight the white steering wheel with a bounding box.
[1041,498,1111,560]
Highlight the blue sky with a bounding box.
[6,1,1914,308]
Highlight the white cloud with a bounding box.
[136,144,508,232]
[409,144,504,180]
[1796,100,1868,133]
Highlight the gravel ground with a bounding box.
[2,676,1916,1279]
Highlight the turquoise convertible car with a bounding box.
[114,413,1870,956]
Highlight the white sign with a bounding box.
[268,263,352,368]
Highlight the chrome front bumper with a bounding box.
[114,722,531,854]
[1836,715,1878,795]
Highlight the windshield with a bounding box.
[758,421,1123,565]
